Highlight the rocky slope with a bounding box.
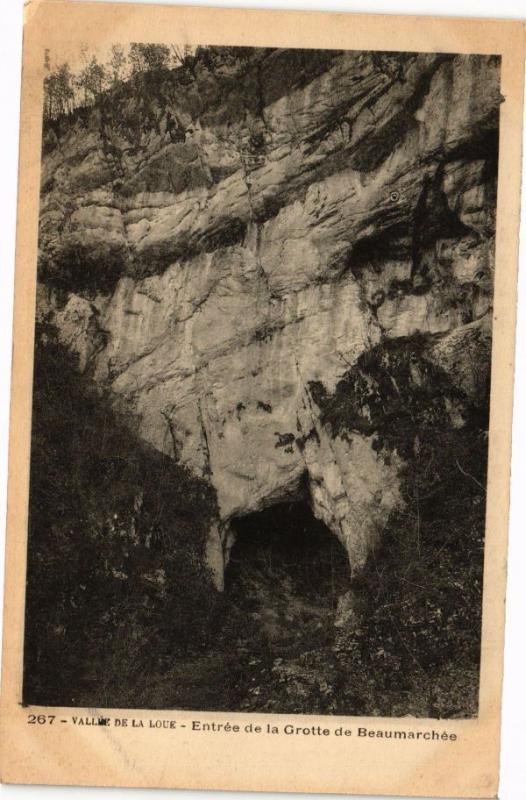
[36,47,499,589]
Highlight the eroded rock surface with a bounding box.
[37,48,499,587]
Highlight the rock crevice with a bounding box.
[37,48,499,587]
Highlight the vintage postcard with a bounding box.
[0,0,524,795]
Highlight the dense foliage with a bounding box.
[43,43,194,120]
[309,335,488,716]
[24,327,488,716]
[24,325,220,707]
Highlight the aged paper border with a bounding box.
[0,1,524,794]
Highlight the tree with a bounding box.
[43,58,75,120]
[170,44,195,72]
[109,44,127,84]
[77,54,108,105]
[128,43,171,74]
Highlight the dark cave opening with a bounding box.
[226,500,350,611]
[175,499,355,714]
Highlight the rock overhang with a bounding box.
[36,47,499,587]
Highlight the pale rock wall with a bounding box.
[36,48,500,587]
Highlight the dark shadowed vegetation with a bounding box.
[308,335,488,716]
[24,323,220,707]
[25,326,487,715]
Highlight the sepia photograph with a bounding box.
[1,0,526,794]
[24,39,501,718]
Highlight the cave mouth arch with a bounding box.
[226,500,350,612]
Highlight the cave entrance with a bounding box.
[225,500,350,659]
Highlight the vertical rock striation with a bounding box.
[37,48,500,587]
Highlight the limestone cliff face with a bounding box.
[37,48,499,587]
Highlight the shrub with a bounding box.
[23,323,220,708]
[311,335,489,717]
